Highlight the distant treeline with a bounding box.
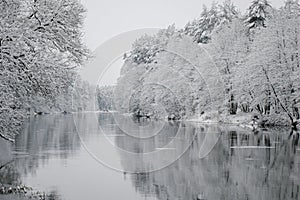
[96,86,114,111]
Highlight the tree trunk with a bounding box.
[262,67,294,124]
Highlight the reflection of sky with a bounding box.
[10,114,150,200]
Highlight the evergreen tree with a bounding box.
[184,1,239,44]
[218,0,240,24]
[245,0,272,29]
[184,3,219,44]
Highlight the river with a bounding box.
[0,113,299,200]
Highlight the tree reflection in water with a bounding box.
[13,114,81,176]
[0,114,299,200]
[0,114,85,199]
[115,122,300,200]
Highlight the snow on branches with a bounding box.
[116,0,300,125]
[0,0,89,140]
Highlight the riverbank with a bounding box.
[0,165,52,200]
[126,110,297,129]
[0,194,32,200]
[0,137,54,200]
[0,186,52,200]
[187,111,296,129]
[0,110,83,143]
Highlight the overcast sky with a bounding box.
[79,0,284,85]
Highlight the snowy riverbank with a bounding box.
[187,111,296,129]
[188,112,255,128]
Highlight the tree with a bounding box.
[117,34,225,119]
[115,0,300,126]
[184,0,239,43]
[218,0,240,24]
[210,19,250,114]
[184,4,217,44]
[284,0,300,15]
[126,25,177,65]
[97,86,114,111]
[238,9,300,124]
[245,0,272,29]
[0,0,89,140]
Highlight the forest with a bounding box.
[0,0,94,141]
[2,0,300,141]
[1,1,300,199]
[114,0,300,127]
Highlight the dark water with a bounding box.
[0,113,300,200]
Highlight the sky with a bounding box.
[79,0,284,86]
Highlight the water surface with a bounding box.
[0,113,300,200]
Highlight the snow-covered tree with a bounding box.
[0,0,89,139]
[284,0,300,15]
[210,18,250,114]
[115,0,300,126]
[218,0,240,23]
[117,34,225,119]
[126,25,177,65]
[184,3,218,44]
[245,0,272,29]
[238,9,300,124]
[114,60,147,114]
[184,0,239,43]
[97,86,114,111]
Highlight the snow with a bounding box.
[187,111,254,127]
[112,1,300,127]
[0,0,89,140]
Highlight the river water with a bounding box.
[0,113,300,200]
